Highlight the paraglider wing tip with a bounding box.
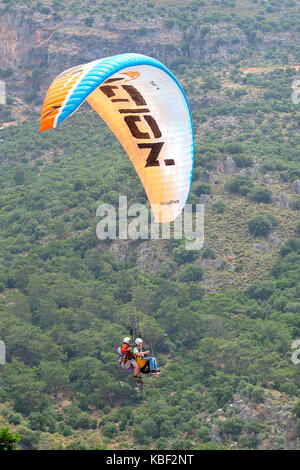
[40,119,53,132]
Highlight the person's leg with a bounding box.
[145,357,157,371]
[133,363,140,377]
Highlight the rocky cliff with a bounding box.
[209,390,298,450]
[1,3,300,99]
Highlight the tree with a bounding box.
[248,214,272,237]
[3,361,47,415]
[0,427,20,450]
[226,175,254,196]
[179,265,204,282]
[250,185,272,203]
[202,248,216,259]
[219,416,245,440]
[12,167,26,185]
[247,280,275,300]
[193,182,212,196]
[233,154,253,168]
[84,17,94,27]
[212,200,226,214]
[292,400,300,419]
[39,361,69,398]
[224,143,245,154]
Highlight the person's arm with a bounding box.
[136,350,150,356]
[133,347,149,356]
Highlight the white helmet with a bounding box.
[123,337,131,344]
[135,338,143,345]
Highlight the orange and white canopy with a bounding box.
[40,53,194,223]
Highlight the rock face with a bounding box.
[110,240,131,262]
[264,174,274,185]
[216,157,237,175]
[291,180,300,195]
[253,242,272,254]
[211,116,236,130]
[110,239,166,274]
[2,6,300,102]
[0,81,6,105]
[136,241,166,274]
[0,11,41,69]
[210,424,223,444]
[272,192,293,209]
[267,232,282,247]
[0,9,181,97]
[198,257,222,269]
[224,157,237,175]
[199,194,211,204]
[209,390,298,450]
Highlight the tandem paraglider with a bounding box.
[118,337,161,383]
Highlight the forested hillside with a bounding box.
[0,0,300,450]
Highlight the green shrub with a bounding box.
[239,382,265,403]
[197,426,210,442]
[295,419,300,438]
[250,185,272,203]
[224,143,245,154]
[65,441,87,450]
[193,182,212,196]
[84,16,94,27]
[173,245,198,264]
[0,408,10,417]
[17,427,40,449]
[57,422,72,437]
[233,155,253,168]
[172,438,193,450]
[219,416,245,439]
[212,200,227,213]
[137,26,148,36]
[239,433,260,449]
[134,425,147,445]
[0,426,20,450]
[74,413,97,430]
[292,400,300,419]
[28,412,47,431]
[248,214,272,237]
[293,197,300,210]
[179,265,204,282]
[102,423,117,438]
[0,104,13,123]
[0,67,13,79]
[226,175,254,196]
[194,442,230,450]
[7,413,21,426]
[201,248,216,259]
[246,281,275,301]
[164,19,175,28]
[279,238,300,256]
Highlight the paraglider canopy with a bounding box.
[40,53,194,223]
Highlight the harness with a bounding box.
[132,347,150,374]
[117,344,134,371]
[121,343,132,362]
